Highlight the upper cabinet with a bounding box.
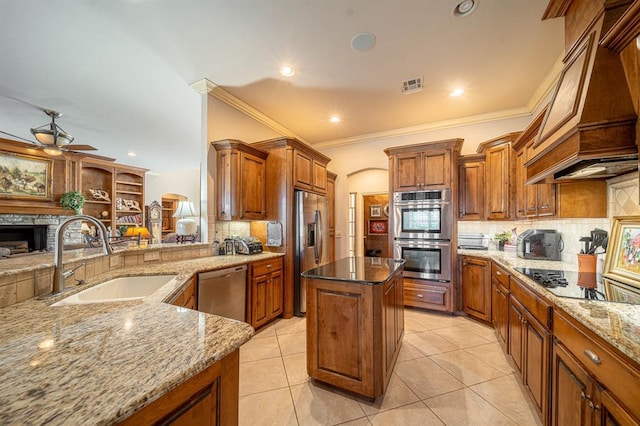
[327,171,337,262]
[292,146,330,195]
[384,139,462,192]
[477,133,520,220]
[458,154,485,221]
[212,139,269,221]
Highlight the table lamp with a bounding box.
[125,226,151,247]
[173,201,198,235]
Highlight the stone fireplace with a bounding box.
[0,214,82,256]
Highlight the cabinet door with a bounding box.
[508,297,525,376]
[392,153,422,191]
[422,150,450,189]
[458,161,485,220]
[524,313,550,420]
[537,183,557,217]
[491,282,509,350]
[268,270,284,319]
[551,342,592,426]
[239,152,266,219]
[485,144,510,220]
[312,160,327,193]
[461,256,491,321]
[595,388,640,426]
[383,277,398,375]
[252,274,269,328]
[293,150,314,190]
[395,274,404,347]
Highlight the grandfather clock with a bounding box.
[146,201,163,244]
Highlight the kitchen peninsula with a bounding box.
[0,245,283,425]
[302,257,404,399]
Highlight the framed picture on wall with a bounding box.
[0,152,52,200]
[603,216,640,287]
[370,205,382,217]
[368,219,388,235]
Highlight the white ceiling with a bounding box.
[0,0,563,172]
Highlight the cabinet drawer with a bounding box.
[251,257,283,277]
[491,263,509,288]
[554,309,640,419]
[510,276,552,329]
[404,279,452,312]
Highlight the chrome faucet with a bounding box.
[53,215,114,294]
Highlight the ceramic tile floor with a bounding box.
[238,308,542,426]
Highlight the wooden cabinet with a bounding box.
[117,349,240,426]
[169,276,197,310]
[327,171,336,262]
[404,278,453,313]
[508,276,552,421]
[305,266,404,399]
[293,148,328,195]
[384,139,462,192]
[460,256,491,322]
[458,155,485,220]
[80,158,147,230]
[212,139,268,221]
[248,257,284,328]
[552,308,640,425]
[490,263,510,350]
[161,197,178,239]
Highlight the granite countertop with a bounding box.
[301,256,405,284]
[0,251,283,425]
[459,249,640,365]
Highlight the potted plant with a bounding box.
[494,231,511,251]
[60,191,86,215]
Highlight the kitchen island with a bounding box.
[0,250,283,425]
[302,257,404,399]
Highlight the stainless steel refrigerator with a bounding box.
[294,190,330,316]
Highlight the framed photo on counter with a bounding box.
[603,216,640,288]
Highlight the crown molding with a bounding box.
[190,78,307,144]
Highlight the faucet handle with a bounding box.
[63,263,85,280]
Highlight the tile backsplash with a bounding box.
[459,172,640,266]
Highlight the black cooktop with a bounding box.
[513,267,640,304]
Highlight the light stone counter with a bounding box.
[459,249,640,364]
[0,251,284,425]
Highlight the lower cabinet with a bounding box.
[491,282,509,350]
[404,278,453,312]
[461,256,491,322]
[248,257,284,329]
[551,309,640,425]
[117,349,240,425]
[169,276,197,310]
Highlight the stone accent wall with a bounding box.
[0,214,83,252]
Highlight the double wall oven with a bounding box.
[392,189,452,282]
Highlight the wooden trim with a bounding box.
[211,139,269,159]
[512,107,548,152]
[383,138,463,157]
[476,132,521,154]
[601,0,640,52]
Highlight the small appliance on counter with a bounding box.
[516,229,562,261]
[233,236,263,255]
[458,233,489,250]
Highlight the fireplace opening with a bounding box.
[0,225,48,256]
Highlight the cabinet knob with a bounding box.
[417,294,424,298]
[587,400,600,411]
[580,391,586,401]
[496,271,501,276]
[266,264,272,268]
[540,205,549,209]
[583,349,601,365]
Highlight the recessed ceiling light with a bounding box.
[127,151,137,157]
[452,0,477,18]
[280,66,295,77]
[330,116,341,123]
[351,33,376,52]
[450,88,465,97]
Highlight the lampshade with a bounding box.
[173,201,198,236]
[124,226,151,239]
[172,201,198,218]
[30,109,74,149]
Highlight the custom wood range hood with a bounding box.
[526,0,638,184]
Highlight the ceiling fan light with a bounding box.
[43,146,63,156]
[55,131,74,146]
[31,129,55,145]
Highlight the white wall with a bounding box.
[320,115,534,259]
[145,168,200,205]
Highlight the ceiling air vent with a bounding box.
[402,77,423,94]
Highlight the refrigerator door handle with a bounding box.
[315,209,323,264]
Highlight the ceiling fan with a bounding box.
[29,109,97,156]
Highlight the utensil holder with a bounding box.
[577,254,597,273]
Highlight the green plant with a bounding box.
[494,231,511,242]
[60,191,86,213]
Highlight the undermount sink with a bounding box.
[51,275,178,306]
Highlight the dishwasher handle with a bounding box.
[198,265,247,280]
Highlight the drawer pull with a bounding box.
[417,294,424,298]
[584,349,601,365]
[496,271,502,276]
[266,264,272,268]
[588,400,600,411]
[580,391,586,401]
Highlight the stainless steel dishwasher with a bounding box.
[198,265,247,321]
